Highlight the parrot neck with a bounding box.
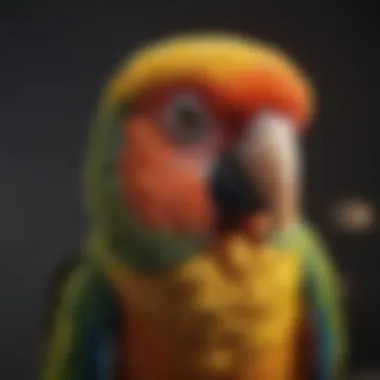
[242,212,299,243]
[242,212,273,242]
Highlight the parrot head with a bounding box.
[85,33,314,271]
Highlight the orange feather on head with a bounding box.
[106,33,315,129]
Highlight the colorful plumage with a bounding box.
[42,33,347,380]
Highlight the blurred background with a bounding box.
[0,0,378,378]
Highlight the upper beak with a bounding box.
[209,110,301,230]
[236,110,301,228]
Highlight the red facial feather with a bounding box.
[119,115,215,233]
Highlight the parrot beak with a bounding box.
[209,110,301,231]
[236,110,302,229]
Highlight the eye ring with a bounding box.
[162,92,211,144]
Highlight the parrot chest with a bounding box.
[106,236,303,380]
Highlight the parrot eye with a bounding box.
[163,93,211,144]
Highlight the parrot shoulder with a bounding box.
[298,220,348,379]
[41,250,82,342]
[41,250,123,380]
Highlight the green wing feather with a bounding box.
[41,258,120,380]
[301,223,348,380]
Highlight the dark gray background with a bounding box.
[0,0,378,378]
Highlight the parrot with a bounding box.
[41,33,347,380]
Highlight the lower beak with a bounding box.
[210,110,301,230]
[209,153,267,229]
